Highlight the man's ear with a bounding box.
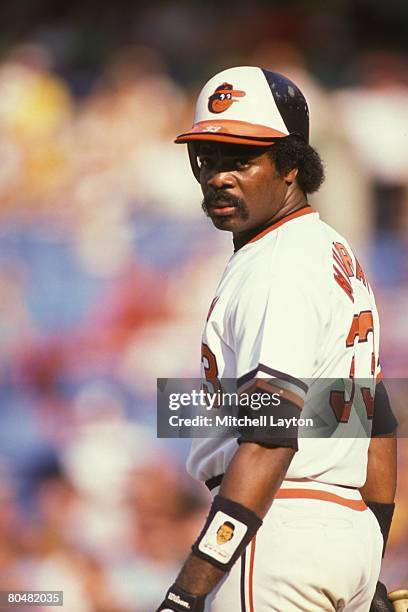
[285,168,298,186]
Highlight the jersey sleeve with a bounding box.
[229,271,322,409]
[371,292,382,382]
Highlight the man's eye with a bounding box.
[198,157,211,168]
[235,159,250,169]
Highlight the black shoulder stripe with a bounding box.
[237,364,308,394]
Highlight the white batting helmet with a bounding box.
[175,66,309,179]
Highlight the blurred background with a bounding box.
[0,0,407,610]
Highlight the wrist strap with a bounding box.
[367,501,395,557]
[192,495,262,571]
[157,584,205,612]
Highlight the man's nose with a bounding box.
[206,165,235,190]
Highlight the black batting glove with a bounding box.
[370,581,394,612]
[156,584,206,612]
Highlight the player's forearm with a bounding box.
[360,435,397,503]
[360,434,397,559]
[175,443,295,596]
[176,554,225,596]
[219,442,296,517]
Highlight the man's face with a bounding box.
[198,142,289,236]
[216,523,234,545]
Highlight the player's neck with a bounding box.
[233,192,309,252]
[275,187,308,220]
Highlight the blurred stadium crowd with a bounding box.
[0,4,408,610]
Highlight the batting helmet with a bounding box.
[175,66,310,180]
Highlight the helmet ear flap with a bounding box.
[188,142,201,182]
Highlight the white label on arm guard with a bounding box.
[198,510,248,564]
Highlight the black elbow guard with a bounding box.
[237,397,299,451]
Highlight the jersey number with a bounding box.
[330,310,375,423]
[201,343,222,399]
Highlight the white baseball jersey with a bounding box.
[187,207,381,488]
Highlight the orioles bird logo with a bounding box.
[208,82,246,113]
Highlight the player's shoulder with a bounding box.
[279,209,341,246]
[236,214,328,296]
[234,210,361,295]
[269,211,335,276]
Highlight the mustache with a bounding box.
[202,190,247,217]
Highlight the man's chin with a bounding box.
[205,207,242,228]
[210,215,237,231]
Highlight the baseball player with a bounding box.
[156,66,398,611]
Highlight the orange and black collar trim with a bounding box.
[233,206,315,252]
